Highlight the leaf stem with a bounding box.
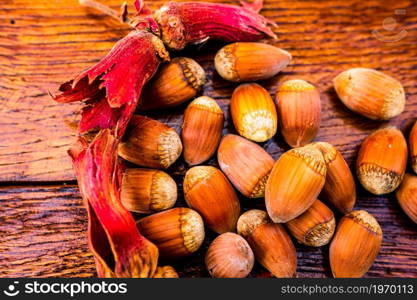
[79,0,133,27]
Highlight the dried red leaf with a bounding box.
[78,95,120,134]
[134,0,153,16]
[51,31,169,137]
[51,77,101,104]
[132,0,160,34]
[148,0,277,50]
[68,130,159,277]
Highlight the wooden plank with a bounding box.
[0,0,416,181]
[0,185,416,278]
[0,185,94,277]
[0,0,131,181]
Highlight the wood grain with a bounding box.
[0,0,416,278]
[0,0,129,181]
[0,185,94,277]
[0,185,415,278]
[0,0,417,181]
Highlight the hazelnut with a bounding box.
[118,115,182,169]
[184,166,240,234]
[231,83,277,142]
[182,96,224,165]
[218,134,274,198]
[329,210,382,278]
[205,232,254,278]
[237,210,297,277]
[265,144,327,223]
[276,79,321,147]
[333,68,405,120]
[137,207,205,259]
[215,42,291,82]
[356,127,407,195]
[121,168,177,214]
[140,57,206,110]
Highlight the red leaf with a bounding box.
[69,130,159,277]
[152,1,277,50]
[79,95,120,134]
[51,31,168,137]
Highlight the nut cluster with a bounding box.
[117,40,411,278]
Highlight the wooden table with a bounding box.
[0,0,416,278]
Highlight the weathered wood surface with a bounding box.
[0,186,416,278]
[0,0,416,277]
[1,0,417,181]
[0,186,95,277]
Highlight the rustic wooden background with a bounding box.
[0,0,416,278]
